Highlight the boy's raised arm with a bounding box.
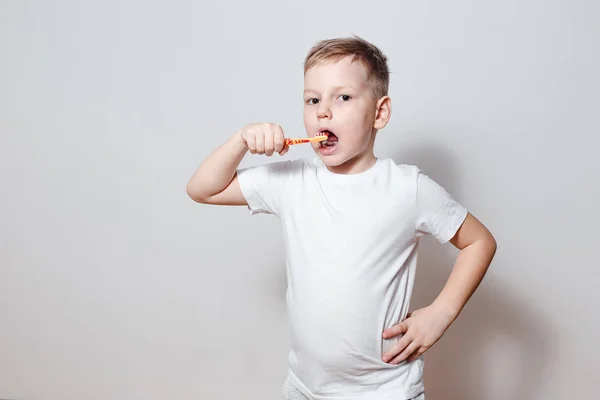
[186,123,288,206]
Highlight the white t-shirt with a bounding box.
[237,157,468,400]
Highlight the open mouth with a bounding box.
[319,129,338,147]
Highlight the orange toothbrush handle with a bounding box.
[285,135,327,146]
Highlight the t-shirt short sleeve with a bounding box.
[236,160,295,216]
[415,170,468,243]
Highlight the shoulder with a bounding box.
[240,158,309,172]
[237,158,311,181]
[377,158,423,183]
[381,159,445,185]
[377,159,453,200]
[268,158,311,176]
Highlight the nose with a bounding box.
[317,101,331,120]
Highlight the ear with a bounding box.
[373,96,392,130]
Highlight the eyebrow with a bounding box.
[304,85,359,94]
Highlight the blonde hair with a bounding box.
[304,35,390,99]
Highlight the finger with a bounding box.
[264,130,275,156]
[247,132,257,154]
[382,320,409,339]
[255,131,265,154]
[273,127,285,154]
[407,348,425,362]
[382,332,412,362]
[390,340,420,364]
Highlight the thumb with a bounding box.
[279,143,290,156]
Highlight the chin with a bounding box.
[316,152,350,167]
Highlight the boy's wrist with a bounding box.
[231,129,248,152]
[431,299,461,322]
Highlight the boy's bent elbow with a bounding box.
[185,176,247,206]
[186,182,209,203]
[480,231,498,266]
[488,234,498,256]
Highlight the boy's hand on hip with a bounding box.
[381,304,454,364]
[238,122,289,156]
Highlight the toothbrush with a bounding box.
[285,133,328,146]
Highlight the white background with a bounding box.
[1,1,599,399]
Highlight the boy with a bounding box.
[187,36,497,400]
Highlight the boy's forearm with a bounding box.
[432,237,497,321]
[186,130,247,201]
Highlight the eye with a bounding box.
[338,94,351,102]
[306,98,319,105]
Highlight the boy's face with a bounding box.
[303,56,388,173]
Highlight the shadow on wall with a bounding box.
[395,140,554,400]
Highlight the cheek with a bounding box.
[342,105,372,128]
[303,108,313,125]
